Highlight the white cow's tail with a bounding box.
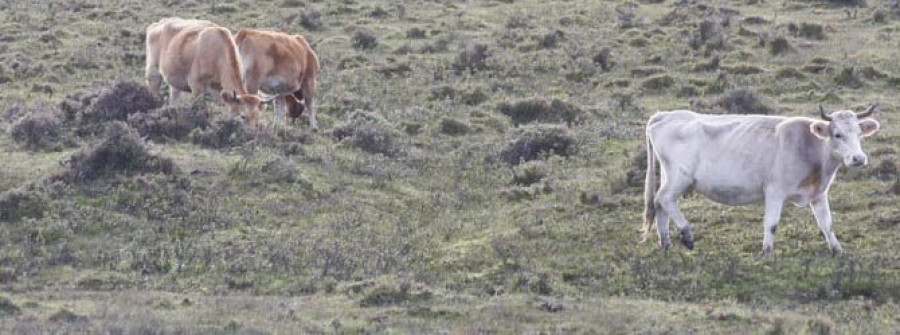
[641,134,657,243]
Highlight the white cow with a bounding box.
[642,105,880,257]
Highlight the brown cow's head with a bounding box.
[222,91,262,130]
[810,104,880,168]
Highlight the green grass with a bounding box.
[1,0,900,332]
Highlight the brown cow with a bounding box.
[234,28,320,130]
[145,18,262,128]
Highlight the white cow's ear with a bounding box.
[810,121,830,140]
[860,119,880,137]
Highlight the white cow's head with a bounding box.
[810,105,880,167]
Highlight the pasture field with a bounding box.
[2,0,900,333]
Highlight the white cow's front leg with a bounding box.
[811,196,842,256]
[761,195,785,258]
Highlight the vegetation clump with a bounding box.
[453,41,491,73]
[497,97,585,125]
[0,185,46,222]
[351,30,378,50]
[0,297,20,317]
[300,9,323,30]
[10,107,73,151]
[189,118,253,149]
[512,160,549,186]
[713,89,776,115]
[87,81,161,125]
[332,110,405,156]
[128,101,211,142]
[499,124,577,165]
[359,282,432,307]
[58,121,179,183]
[439,117,472,136]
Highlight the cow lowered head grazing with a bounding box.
[642,105,881,257]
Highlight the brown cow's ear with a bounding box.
[244,95,261,105]
[221,91,235,103]
[810,121,830,140]
[860,119,880,137]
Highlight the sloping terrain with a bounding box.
[1,0,900,333]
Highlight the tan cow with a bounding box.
[234,28,320,130]
[145,18,262,128]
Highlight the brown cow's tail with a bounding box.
[641,132,658,243]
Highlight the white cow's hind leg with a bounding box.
[761,194,785,258]
[654,210,671,250]
[655,171,695,250]
[810,196,842,256]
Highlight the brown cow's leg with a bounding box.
[169,86,183,105]
[301,78,317,131]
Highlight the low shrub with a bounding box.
[10,107,74,151]
[58,121,179,183]
[128,100,211,142]
[453,41,490,73]
[499,124,577,165]
[497,97,585,125]
[332,111,405,156]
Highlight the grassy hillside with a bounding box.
[2,0,900,333]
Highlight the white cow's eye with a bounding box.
[834,133,843,139]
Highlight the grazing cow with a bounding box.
[145,18,262,128]
[234,28,320,130]
[642,105,880,257]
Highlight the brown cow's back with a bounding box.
[145,18,216,98]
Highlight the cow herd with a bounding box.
[143,17,883,257]
[144,17,319,130]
